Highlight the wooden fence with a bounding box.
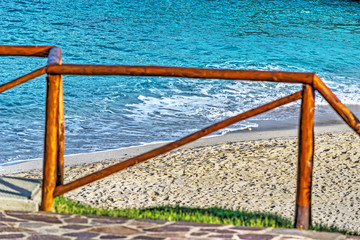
[0,45,359,230]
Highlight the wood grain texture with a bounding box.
[54,91,302,197]
[47,64,315,84]
[56,77,65,187]
[41,75,61,211]
[294,84,315,230]
[0,45,53,57]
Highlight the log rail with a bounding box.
[0,45,359,230]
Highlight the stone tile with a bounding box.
[281,237,303,240]
[148,232,188,238]
[0,226,35,233]
[135,218,168,224]
[238,233,274,240]
[60,224,92,230]
[19,222,50,229]
[145,226,190,232]
[0,216,25,222]
[89,216,129,225]
[199,228,236,234]
[45,211,69,215]
[100,235,127,239]
[230,226,265,231]
[128,219,164,229]
[5,210,30,215]
[0,233,26,239]
[132,236,165,240]
[269,228,307,236]
[38,227,76,235]
[63,231,99,239]
[190,232,209,236]
[64,217,89,224]
[172,221,223,227]
[90,225,140,235]
[269,228,344,240]
[208,234,234,239]
[5,212,62,224]
[27,235,71,240]
[0,211,350,240]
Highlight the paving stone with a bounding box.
[135,218,168,224]
[230,226,265,231]
[0,211,353,240]
[0,226,35,233]
[238,233,274,240]
[63,231,100,239]
[60,224,92,230]
[89,217,129,225]
[19,222,50,229]
[100,235,127,239]
[145,226,190,232]
[0,215,26,222]
[90,225,140,235]
[208,234,234,239]
[38,227,77,235]
[199,228,236,234]
[128,219,164,229]
[173,221,223,227]
[269,228,346,240]
[27,235,71,240]
[5,210,30,215]
[281,237,303,240]
[5,211,62,224]
[190,232,208,236]
[132,236,165,240]
[0,233,26,239]
[148,232,188,238]
[64,217,89,224]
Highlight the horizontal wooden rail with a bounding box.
[47,64,315,84]
[313,75,360,135]
[54,90,302,197]
[0,67,47,94]
[0,45,53,57]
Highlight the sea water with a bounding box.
[0,0,359,164]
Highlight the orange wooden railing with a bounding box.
[0,45,359,230]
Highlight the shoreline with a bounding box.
[1,103,358,173]
[8,128,360,232]
[0,121,354,175]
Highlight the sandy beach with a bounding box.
[4,123,359,233]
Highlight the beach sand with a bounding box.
[6,124,360,232]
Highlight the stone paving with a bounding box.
[0,211,359,240]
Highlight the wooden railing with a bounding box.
[0,45,359,230]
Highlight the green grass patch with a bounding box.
[54,196,359,236]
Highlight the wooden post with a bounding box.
[294,84,315,229]
[56,77,65,186]
[41,74,61,211]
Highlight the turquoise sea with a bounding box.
[0,0,359,164]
